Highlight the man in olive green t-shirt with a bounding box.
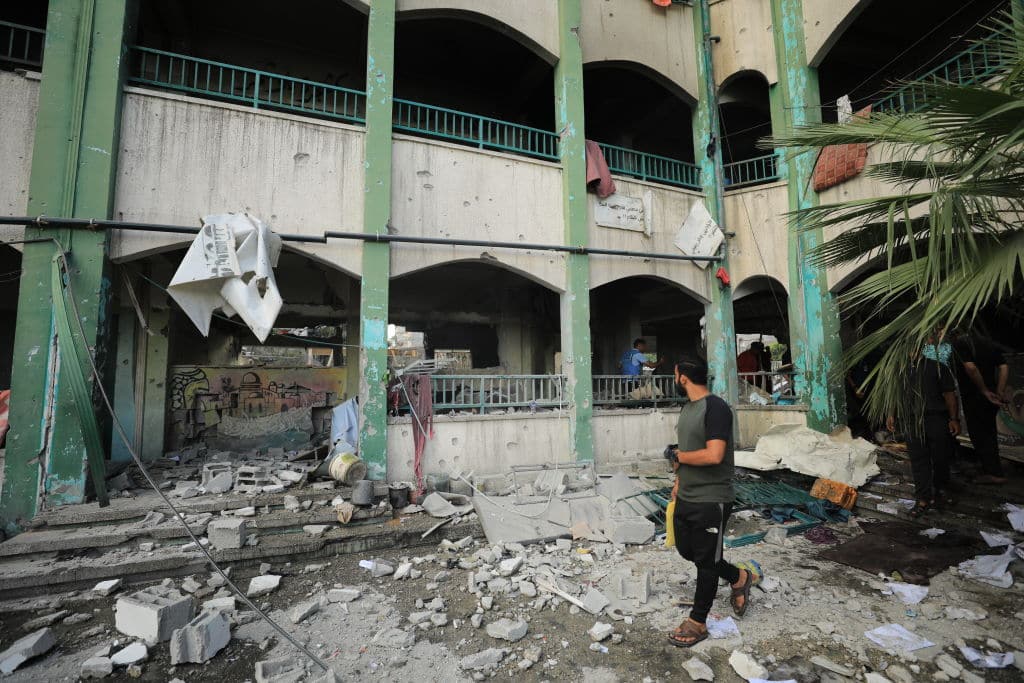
[666,358,753,648]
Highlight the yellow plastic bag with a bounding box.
[664,498,677,548]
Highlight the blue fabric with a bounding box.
[922,342,952,367]
[621,349,645,376]
[806,500,852,523]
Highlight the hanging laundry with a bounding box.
[812,105,872,191]
[401,374,434,498]
[585,140,617,199]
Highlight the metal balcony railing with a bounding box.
[0,20,45,69]
[592,375,685,407]
[393,99,558,160]
[430,375,567,413]
[723,152,780,189]
[875,30,1006,113]
[596,142,702,190]
[737,370,800,406]
[128,46,366,124]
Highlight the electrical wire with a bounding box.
[40,241,333,674]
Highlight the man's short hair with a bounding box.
[633,338,646,348]
[750,341,765,350]
[675,357,709,386]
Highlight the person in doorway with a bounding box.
[620,338,659,377]
[665,357,753,648]
[889,345,960,518]
[737,341,765,389]
[952,330,1009,484]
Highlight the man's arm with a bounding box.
[675,439,727,466]
[962,362,1002,406]
[943,391,961,436]
[997,363,1009,400]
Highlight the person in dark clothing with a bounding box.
[952,331,1009,484]
[890,352,960,517]
[665,358,752,648]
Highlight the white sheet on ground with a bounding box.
[864,624,933,652]
[706,616,740,639]
[740,425,879,487]
[958,645,1014,668]
[887,583,928,605]
[980,530,1013,547]
[958,545,1021,589]
[168,213,282,342]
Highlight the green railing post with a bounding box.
[253,71,260,109]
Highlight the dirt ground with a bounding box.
[2,511,1023,682]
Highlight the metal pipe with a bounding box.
[0,215,720,263]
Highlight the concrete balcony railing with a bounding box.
[0,20,44,70]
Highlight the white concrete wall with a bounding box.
[396,0,559,63]
[587,178,709,300]
[111,88,365,275]
[390,135,567,291]
[724,181,791,291]
[0,71,39,243]
[386,412,570,482]
[711,0,777,85]
[802,0,870,67]
[581,0,698,102]
[735,405,807,449]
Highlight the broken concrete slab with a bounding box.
[289,597,325,624]
[605,516,655,545]
[110,642,148,666]
[588,622,614,642]
[115,586,194,643]
[22,609,69,631]
[582,587,610,615]
[170,609,231,665]
[246,575,281,598]
[80,656,114,679]
[327,587,361,603]
[486,618,528,642]
[682,656,715,681]
[460,648,508,671]
[207,518,249,549]
[255,657,305,683]
[729,650,767,681]
[0,628,57,674]
[93,579,122,596]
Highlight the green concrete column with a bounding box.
[0,0,134,532]
[692,0,739,405]
[139,265,170,461]
[357,0,396,480]
[111,307,137,463]
[554,0,594,463]
[770,0,847,432]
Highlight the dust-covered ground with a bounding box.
[2,516,1023,682]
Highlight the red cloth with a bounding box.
[652,0,672,6]
[737,350,761,374]
[585,140,616,199]
[0,389,9,447]
[813,105,871,192]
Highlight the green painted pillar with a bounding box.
[139,268,170,461]
[0,0,134,532]
[111,308,137,463]
[770,0,847,432]
[692,0,739,405]
[357,0,396,480]
[554,0,594,463]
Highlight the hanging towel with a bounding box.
[585,140,617,199]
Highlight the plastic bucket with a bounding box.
[328,452,367,486]
[388,484,410,509]
[351,479,375,506]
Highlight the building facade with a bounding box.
[0,0,1015,531]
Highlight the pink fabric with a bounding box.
[585,140,616,199]
[402,375,433,499]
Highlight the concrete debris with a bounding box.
[255,656,305,683]
[327,587,361,603]
[81,656,114,679]
[170,609,232,665]
[681,656,715,681]
[499,557,523,576]
[393,562,414,580]
[372,627,416,649]
[289,596,326,624]
[935,653,963,678]
[486,618,528,642]
[202,596,236,612]
[115,586,195,643]
[588,622,614,642]
[93,579,122,596]
[246,574,282,597]
[63,612,94,625]
[460,648,508,671]
[23,609,69,630]
[110,642,148,666]
[581,587,610,615]
[810,655,856,677]
[763,526,789,546]
[408,611,433,625]
[422,492,473,518]
[180,577,202,593]
[360,559,395,577]
[606,516,655,545]
[739,424,879,487]
[729,650,767,681]
[0,628,57,675]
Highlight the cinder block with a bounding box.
[207,518,249,549]
[115,586,194,643]
[170,609,231,665]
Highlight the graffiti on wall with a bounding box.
[168,365,347,449]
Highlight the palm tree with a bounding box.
[770,11,1024,428]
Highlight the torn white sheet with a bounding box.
[863,624,934,652]
[168,213,283,342]
[330,398,359,449]
[1009,509,1024,533]
[706,616,740,639]
[958,545,1019,588]
[749,425,879,487]
[958,645,1014,668]
[919,528,945,539]
[887,582,928,605]
[980,530,1013,547]
[877,503,900,515]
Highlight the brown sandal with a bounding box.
[667,618,708,648]
[730,569,753,617]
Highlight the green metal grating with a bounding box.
[734,480,817,508]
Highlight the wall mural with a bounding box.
[167,365,347,450]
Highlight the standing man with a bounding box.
[620,338,659,377]
[666,358,752,648]
[890,346,961,517]
[952,330,1009,485]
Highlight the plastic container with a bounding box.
[351,479,375,506]
[388,484,410,509]
[328,452,367,486]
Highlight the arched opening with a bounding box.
[393,15,555,154]
[583,63,696,187]
[389,262,560,375]
[718,71,776,188]
[589,276,705,406]
[733,276,792,403]
[0,1,47,70]
[816,0,1006,121]
[134,0,368,123]
[116,249,359,457]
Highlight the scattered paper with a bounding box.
[864,624,934,653]
[919,528,945,539]
[896,499,916,511]
[980,530,1013,547]
[944,606,986,621]
[888,582,928,605]
[167,213,283,342]
[958,546,1018,588]
[959,645,1014,669]
[1009,510,1024,533]
[877,503,900,515]
[706,616,741,639]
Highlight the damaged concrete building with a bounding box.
[0,0,1022,533]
